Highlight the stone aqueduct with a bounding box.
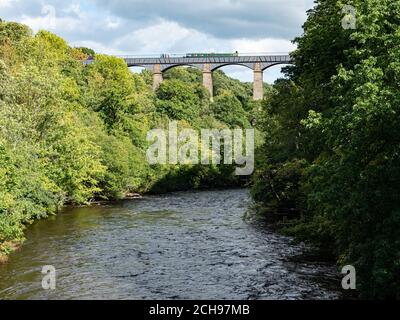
[121,54,292,100]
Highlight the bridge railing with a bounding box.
[117,52,291,59]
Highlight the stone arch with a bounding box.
[211,63,254,72]
[160,64,202,73]
[262,61,293,71]
[128,65,150,73]
[126,64,151,70]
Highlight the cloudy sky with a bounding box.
[0,0,315,82]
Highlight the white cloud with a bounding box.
[64,3,83,17]
[21,5,57,31]
[231,38,296,54]
[0,0,14,8]
[20,4,81,32]
[72,40,125,55]
[93,0,313,39]
[1,0,310,82]
[110,19,295,55]
[105,17,121,29]
[114,20,203,54]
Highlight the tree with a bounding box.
[251,0,400,298]
[155,78,208,122]
[211,90,250,128]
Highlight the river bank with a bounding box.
[0,190,146,261]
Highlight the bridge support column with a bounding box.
[153,64,163,91]
[253,62,264,101]
[203,63,213,99]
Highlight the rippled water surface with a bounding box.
[0,189,341,299]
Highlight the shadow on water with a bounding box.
[0,189,342,300]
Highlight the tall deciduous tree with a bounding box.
[252,0,400,298]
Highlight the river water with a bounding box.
[0,189,341,300]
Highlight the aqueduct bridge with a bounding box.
[120,54,292,100]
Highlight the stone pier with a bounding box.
[152,64,163,91]
[253,62,264,101]
[203,63,213,99]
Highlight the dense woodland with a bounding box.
[251,0,400,298]
[0,19,261,260]
[1,0,399,300]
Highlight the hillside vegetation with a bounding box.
[251,0,400,298]
[0,20,260,259]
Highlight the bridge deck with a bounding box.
[122,55,292,71]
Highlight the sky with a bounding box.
[0,0,315,82]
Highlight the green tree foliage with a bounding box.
[0,20,257,258]
[213,70,253,110]
[0,22,108,252]
[76,47,95,56]
[251,0,400,298]
[211,90,251,128]
[155,78,209,122]
[164,67,202,83]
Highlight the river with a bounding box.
[0,189,341,300]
